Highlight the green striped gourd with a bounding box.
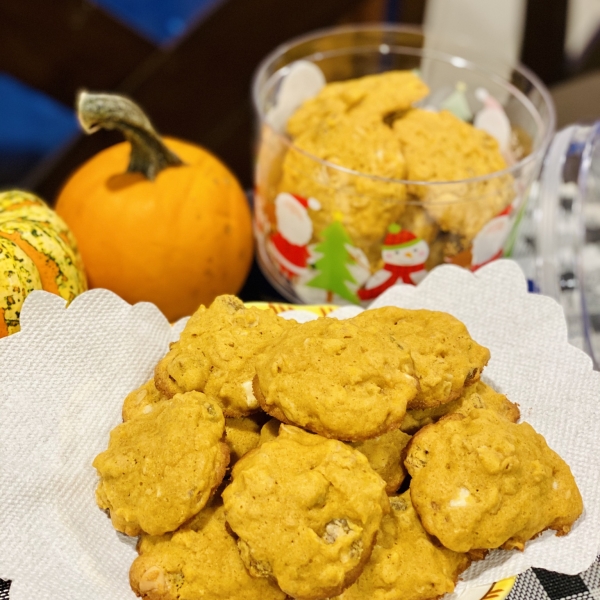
[0,190,87,336]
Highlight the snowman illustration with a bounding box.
[470,205,513,271]
[267,192,321,280]
[358,224,429,301]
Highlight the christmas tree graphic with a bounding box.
[306,220,360,304]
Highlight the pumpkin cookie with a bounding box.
[333,491,470,600]
[393,109,513,241]
[352,307,490,409]
[287,70,429,137]
[222,425,390,600]
[350,429,412,495]
[93,391,229,536]
[154,295,294,417]
[254,316,417,440]
[401,381,520,434]
[122,378,170,421]
[130,498,286,600]
[224,414,266,466]
[405,409,583,553]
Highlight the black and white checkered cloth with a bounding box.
[1,556,598,599]
[506,556,600,600]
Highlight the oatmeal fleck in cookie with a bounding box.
[332,491,470,600]
[222,425,390,600]
[405,409,583,553]
[352,307,490,409]
[154,295,294,417]
[254,316,417,440]
[93,391,229,536]
[130,498,286,600]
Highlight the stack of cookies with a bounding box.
[92,295,583,600]
[275,70,515,270]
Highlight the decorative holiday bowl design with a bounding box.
[251,24,555,305]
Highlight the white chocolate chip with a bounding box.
[138,566,166,594]
[242,380,258,409]
[449,487,471,507]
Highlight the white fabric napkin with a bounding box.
[1,259,599,600]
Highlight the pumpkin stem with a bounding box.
[76,91,184,180]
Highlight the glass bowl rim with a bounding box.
[251,22,557,187]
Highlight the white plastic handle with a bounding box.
[536,125,577,299]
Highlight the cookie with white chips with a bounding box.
[154,295,294,417]
[223,425,390,600]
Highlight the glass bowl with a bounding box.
[251,24,555,305]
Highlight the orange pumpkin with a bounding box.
[55,92,253,322]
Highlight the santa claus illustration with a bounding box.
[267,192,321,280]
[358,224,429,301]
[470,205,514,271]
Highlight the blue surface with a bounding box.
[91,0,221,45]
[0,73,77,153]
[0,73,78,187]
